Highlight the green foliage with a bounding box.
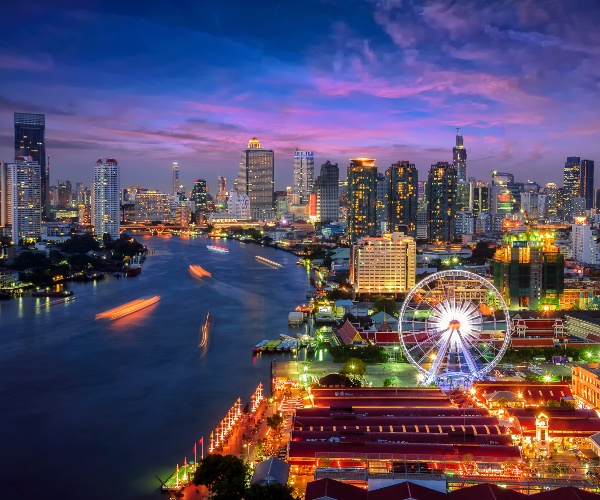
[245,483,296,500]
[329,345,388,363]
[11,251,51,270]
[501,346,584,363]
[60,234,100,254]
[383,378,394,387]
[341,358,366,376]
[266,413,285,434]
[193,454,249,500]
[110,235,144,257]
[326,288,353,301]
[371,296,399,317]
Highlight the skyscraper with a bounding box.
[427,162,457,243]
[563,156,581,200]
[314,161,339,225]
[14,113,47,219]
[57,180,72,207]
[192,179,207,213]
[172,162,180,196]
[347,158,377,242]
[235,138,274,220]
[293,149,314,205]
[386,160,418,237]
[93,158,120,241]
[581,159,595,210]
[452,128,467,182]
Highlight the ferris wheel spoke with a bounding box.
[424,331,452,384]
[454,332,479,377]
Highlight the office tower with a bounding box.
[347,158,377,242]
[92,158,120,241]
[417,181,427,210]
[376,172,388,230]
[215,176,228,209]
[564,157,581,200]
[350,232,416,297]
[191,179,207,213]
[293,149,314,205]
[581,160,595,210]
[452,128,467,182]
[172,162,180,196]
[596,189,600,211]
[0,158,42,243]
[507,181,524,213]
[135,190,170,222]
[274,191,288,220]
[426,162,457,243]
[493,232,564,310]
[490,171,514,214]
[386,160,418,237]
[314,161,339,225]
[473,184,489,214]
[57,180,72,207]
[456,180,472,212]
[228,189,251,220]
[235,138,274,220]
[14,113,48,219]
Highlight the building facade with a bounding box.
[347,158,377,242]
[135,190,170,222]
[426,162,457,243]
[564,157,581,216]
[228,189,251,220]
[92,158,120,241]
[14,113,48,219]
[350,232,416,296]
[571,219,600,265]
[191,179,207,214]
[235,138,274,220]
[581,159,595,210]
[386,160,418,237]
[314,161,339,225]
[452,128,467,182]
[293,149,314,205]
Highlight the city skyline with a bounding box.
[1,1,599,193]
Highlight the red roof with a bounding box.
[513,416,600,435]
[306,478,367,500]
[310,387,446,398]
[368,481,446,500]
[472,382,572,404]
[536,487,600,500]
[313,397,453,408]
[451,483,527,500]
[296,407,490,418]
[336,320,362,345]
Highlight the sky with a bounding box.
[1,0,599,195]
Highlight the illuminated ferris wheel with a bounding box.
[399,270,511,388]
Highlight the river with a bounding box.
[0,235,312,499]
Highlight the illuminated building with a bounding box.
[56,179,72,207]
[490,171,514,214]
[350,232,415,297]
[228,189,251,220]
[386,160,418,237]
[426,162,457,242]
[216,176,228,208]
[572,365,600,410]
[581,160,594,208]
[293,149,314,205]
[563,156,581,201]
[452,127,467,181]
[135,190,170,222]
[314,161,339,224]
[571,218,600,264]
[0,157,42,243]
[454,211,475,236]
[376,172,387,231]
[14,113,48,219]
[492,231,564,310]
[78,204,91,224]
[92,157,120,241]
[191,179,207,213]
[235,137,274,220]
[347,158,377,242]
[473,183,489,214]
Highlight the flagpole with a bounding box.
[202,436,204,459]
[194,442,197,465]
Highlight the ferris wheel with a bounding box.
[399,270,511,388]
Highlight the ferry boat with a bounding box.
[125,256,142,277]
[189,265,212,278]
[207,245,229,253]
[32,290,73,298]
[95,296,160,320]
[253,340,269,352]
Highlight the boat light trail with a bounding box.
[255,256,283,268]
[95,296,160,320]
[189,265,212,278]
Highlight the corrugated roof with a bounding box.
[250,456,290,486]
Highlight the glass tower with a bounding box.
[347,158,377,242]
[427,162,457,243]
[386,160,418,237]
[581,159,595,210]
[235,138,274,220]
[452,128,467,182]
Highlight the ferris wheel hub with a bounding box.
[448,319,461,331]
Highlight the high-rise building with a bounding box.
[172,162,180,197]
[386,160,418,237]
[92,158,120,241]
[452,128,467,182]
[191,179,207,213]
[376,172,388,231]
[490,171,514,214]
[596,189,600,211]
[347,158,377,242]
[135,190,170,222]
[493,231,564,310]
[0,157,42,243]
[216,176,228,208]
[14,113,48,219]
[293,149,314,205]
[426,162,457,242]
[56,180,72,207]
[563,156,581,200]
[581,159,595,210]
[473,184,489,215]
[228,189,251,220]
[235,138,274,220]
[572,219,600,265]
[314,161,339,225]
[350,232,416,297]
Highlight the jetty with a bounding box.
[95,296,160,320]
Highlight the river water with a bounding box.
[0,236,311,499]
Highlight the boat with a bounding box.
[253,340,268,352]
[125,256,142,277]
[199,311,211,348]
[269,340,282,352]
[32,290,73,298]
[95,296,160,320]
[255,255,283,268]
[207,245,229,253]
[189,265,212,278]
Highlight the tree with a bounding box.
[193,454,249,500]
[371,296,399,317]
[341,358,366,377]
[383,378,394,387]
[245,483,296,500]
[266,413,285,435]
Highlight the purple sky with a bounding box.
[1,0,599,195]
